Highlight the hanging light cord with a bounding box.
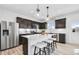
[36,4,40,13]
[46,6,49,17]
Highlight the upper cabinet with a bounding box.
[55,18,66,29]
[16,17,47,29]
[39,22,47,29]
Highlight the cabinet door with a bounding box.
[59,34,65,43]
[22,37,28,55]
[39,23,43,29]
[39,23,46,29]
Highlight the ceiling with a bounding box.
[0,4,79,21]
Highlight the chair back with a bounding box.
[52,33,57,38]
[51,33,57,41]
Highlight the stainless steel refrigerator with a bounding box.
[0,21,19,50]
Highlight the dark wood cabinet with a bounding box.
[39,22,47,29]
[16,17,38,29]
[16,17,47,29]
[22,37,28,55]
[59,34,65,43]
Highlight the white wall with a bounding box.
[66,13,79,44]
[0,8,18,22]
[0,8,40,23]
[47,11,79,44]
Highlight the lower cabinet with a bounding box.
[22,37,28,55]
[59,34,66,43]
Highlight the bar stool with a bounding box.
[49,38,57,48]
[51,34,57,48]
[33,42,47,55]
[42,39,54,55]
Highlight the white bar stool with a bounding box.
[33,42,47,55]
[49,38,57,48]
[42,39,54,55]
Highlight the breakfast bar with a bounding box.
[22,34,53,55]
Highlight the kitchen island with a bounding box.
[21,34,53,55]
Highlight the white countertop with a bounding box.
[22,34,53,55]
[22,34,53,39]
[22,35,34,38]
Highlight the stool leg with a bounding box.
[34,46,37,55]
[47,44,51,55]
[51,43,54,53]
[53,42,56,48]
[55,42,57,48]
[53,42,55,51]
[39,48,41,55]
[43,47,46,55]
